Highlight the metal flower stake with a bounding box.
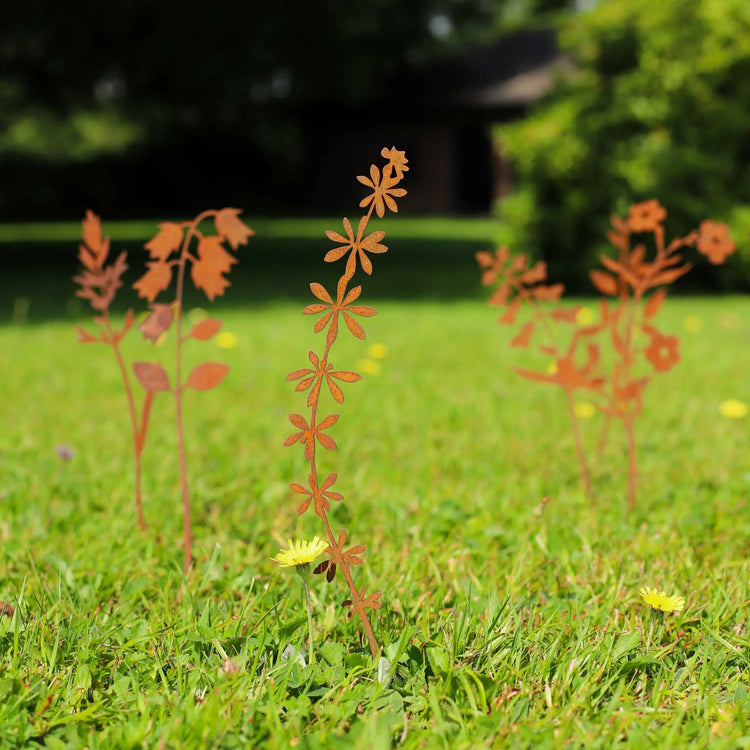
[132,209,254,572]
[74,212,147,530]
[478,200,735,507]
[284,148,408,659]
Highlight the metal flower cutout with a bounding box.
[325,217,387,277]
[479,200,736,507]
[303,278,377,350]
[283,148,408,659]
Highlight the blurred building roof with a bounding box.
[405,27,568,114]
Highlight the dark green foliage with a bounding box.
[498,0,750,289]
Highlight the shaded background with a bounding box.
[2,0,748,307]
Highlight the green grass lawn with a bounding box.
[0,216,502,324]
[1,287,749,747]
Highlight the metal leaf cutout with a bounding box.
[133,362,171,392]
[75,208,253,559]
[133,208,252,572]
[184,362,230,391]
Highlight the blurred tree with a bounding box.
[1,0,578,218]
[1,0,501,163]
[497,0,750,289]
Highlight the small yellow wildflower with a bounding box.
[574,402,596,419]
[358,358,381,376]
[683,315,702,332]
[216,331,238,349]
[575,307,597,326]
[546,360,558,375]
[640,587,685,613]
[719,399,748,419]
[368,343,388,359]
[272,537,328,569]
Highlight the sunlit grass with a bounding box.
[0,296,748,746]
[0,216,502,244]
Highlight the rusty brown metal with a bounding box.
[284,148,408,659]
[478,200,736,508]
[132,209,253,572]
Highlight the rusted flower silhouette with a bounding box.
[476,248,561,317]
[479,198,736,511]
[644,330,680,372]
[285,150,407,660]
[342,588,382,619]
[476,246,510,287]
[325,217,387,277]
[287,351,361,406]
[284,413,339,460]
[303,278,377,348]
[696,220,735,265]
[290,472,344,516]
[381,146,409,180]
[516,345,603,391]
[357,164,407,218]
[628,200,667,233]
[611,373,649,417]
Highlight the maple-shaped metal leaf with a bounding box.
[146,222,184,261]
[134,261,173,302]
[215,208,254,249]
[191,236,236,301]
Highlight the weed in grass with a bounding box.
[478,200,736,507]
[131,208,254,572]
[272,537,329,663]
[73,211,146,530]
[284,147,408,660]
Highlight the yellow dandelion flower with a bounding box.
[368,343,388,359]
[639,587,685,613]
[272,537,328,569]
[574,402,596,419]
[546,360,558,375]
[216,331,238,349]
[719,399,748,419]
[683,315,702,332]
[358,358,381,376]
[575,307,597,326]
